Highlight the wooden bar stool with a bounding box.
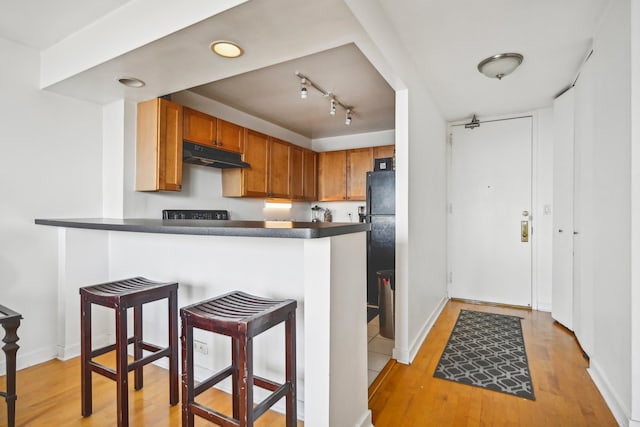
[181,291,297,427]
[80,277,179,427]
[0,304,22,427]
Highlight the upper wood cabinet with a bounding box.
[346,147,373,200]
[216,119,244,153]
[268,138,291,199]
[136,98,183,192]
[223,129,269,197]
[373,145,395,160]
[289,145,304,200]
[183,107,216,146]
[318,150,348,201]
[302,149,318,201]
[183,109,243,153]
[318,147,377,201]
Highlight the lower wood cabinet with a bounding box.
[136,98,183,191]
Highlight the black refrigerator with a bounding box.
[366,170,396,308]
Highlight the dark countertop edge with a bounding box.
[34,218,370,239]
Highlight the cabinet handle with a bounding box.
[218,142,223,146]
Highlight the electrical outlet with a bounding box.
[194,340,208,355]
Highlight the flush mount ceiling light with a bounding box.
[295,71,355,125]
[210,40,244,58]
[117,76,145,88]
[477,53,523,80]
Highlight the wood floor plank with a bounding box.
[369,300,618,426]
[0,300,618,425]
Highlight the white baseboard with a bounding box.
[588,359,630,426]
[393,295,448,364]
[0,347,58,376]
[355,409,373,427]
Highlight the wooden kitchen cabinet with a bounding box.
[223,129,269,197]
[268,138,291,199]
[216,119,244,153]
[318,148,373,201]
[289,145,304,200]
[373,145,395,160]
[318,150,348,201]
[136,98,183,192]
[346,147,373,200]
[302,149,317,201]
[183,107,216,146]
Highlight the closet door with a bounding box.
[551,88,575,330]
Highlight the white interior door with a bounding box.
[552,88,575,330]
[450,116,533,306]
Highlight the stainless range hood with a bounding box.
[183,141,250,169]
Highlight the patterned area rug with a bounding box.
[433,309,535,400]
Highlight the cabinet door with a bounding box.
[289,145,304,200]
[373,145,395,161]
[216,119,244,153]
[268,138,291,199]
[242,129,270,197]
[183,107,216,146]
[303,149,318,201]
[346,147,373,201]
[136,98,183,191]
[318,150,347,201]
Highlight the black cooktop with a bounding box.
[162,210,229,220]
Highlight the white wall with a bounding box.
[571,0,633,423]
[345,0,449,363]
[0,37,103,373]
[535,108,554,311]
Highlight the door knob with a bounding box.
[522,210,529,217]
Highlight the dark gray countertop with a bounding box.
[34,218,370,239]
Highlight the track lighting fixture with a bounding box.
[295,71,355,126]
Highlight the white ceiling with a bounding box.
[0,0,611,137]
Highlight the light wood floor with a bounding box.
[369,300,618,426]
[0,300,618,426]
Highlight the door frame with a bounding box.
[446,111,542,310]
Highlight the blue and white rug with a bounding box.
[433,309,535,400]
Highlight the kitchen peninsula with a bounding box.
[35,218,372,427]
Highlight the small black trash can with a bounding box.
[376,269,395,339]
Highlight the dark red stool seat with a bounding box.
[181,291,297,427]
[0,304,22,427]
[80,277,179,427]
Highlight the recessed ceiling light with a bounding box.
[210,40,244,58]
[117,76,145,88]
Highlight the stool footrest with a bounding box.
[254,375,280,392]
[190,402,239,427]
[254,383,290,420]
[89,362,117,380]
[127,347,170,371]
[90,336,136,359]
[194,366,234,397]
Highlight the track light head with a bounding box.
[329,99,336,116]
[300,78,308,99]
[345,109,352,125]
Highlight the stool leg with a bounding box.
[232,337,239,420]
[238,335,254,427]
[80,296,92,417]
[285,311,297,427]
[115,305,129,427]
[168,290,178,405]
[2,318,20,427]
[181,316,195,427]
[133,304,143,391]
